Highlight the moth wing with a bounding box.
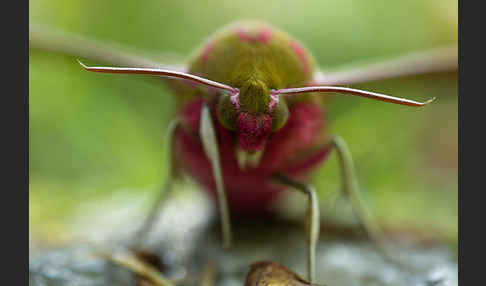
[313,44,457,86]
[30,24,187,89]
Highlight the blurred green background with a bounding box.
[29,0,457,246]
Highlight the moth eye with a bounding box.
[217,95,238,131]
[271,98,289,132]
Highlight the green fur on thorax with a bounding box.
[238,73,270,114]
[185,21,317,114]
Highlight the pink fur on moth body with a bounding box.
[176,99,330,215]
[170,21,329,214]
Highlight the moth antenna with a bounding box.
[271,86,435,107]
[77,60,238,95]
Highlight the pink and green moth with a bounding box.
[30,20,457,283]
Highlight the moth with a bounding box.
[30,21,457,283]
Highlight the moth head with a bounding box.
[216,79,290,152]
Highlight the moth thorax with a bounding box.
[238,78,270,114]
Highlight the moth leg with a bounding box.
[273,173,319,284]
[133,120,179,246]
[200,103,232,249]
[328,135,402,266]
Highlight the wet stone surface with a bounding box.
[29,238,458,286]
[29,245,136,286]
[30,192,457,286]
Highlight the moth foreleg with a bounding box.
[200,103,233,249]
